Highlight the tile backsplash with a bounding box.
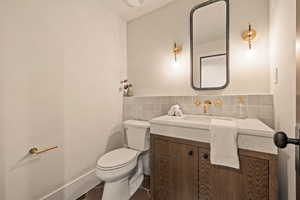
[123,95,274,128]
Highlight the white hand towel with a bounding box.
[210,119,239,169]
[168,110,175,116]
[172,105,180,109]
[168,105,182,116]
[175,109,183,117]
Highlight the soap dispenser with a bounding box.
[237,96,247,119]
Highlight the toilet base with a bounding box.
[101,159,144,200]
[102,175,144,200]
[102,177,129,200]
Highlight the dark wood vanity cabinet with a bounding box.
[150,135,278,200]
[151,137,198,200]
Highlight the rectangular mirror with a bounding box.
[190,0,229,90]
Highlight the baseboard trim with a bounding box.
[40,169,101,200]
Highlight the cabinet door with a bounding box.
[152,138,198,200]
[198,148,269,200]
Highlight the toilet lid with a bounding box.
[97,148,138,169]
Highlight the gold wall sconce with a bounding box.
[173,43,182,62]
[242,24,257,50]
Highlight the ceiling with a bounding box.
[102,0,176,22]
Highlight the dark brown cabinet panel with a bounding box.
[198,148,269,200]
[151,137,198,200]
[151,135,278,200]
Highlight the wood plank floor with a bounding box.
[80,186,149,200]
[78,176,150,200]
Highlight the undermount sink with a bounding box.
[149,114,235,129]
[182,115,233,122]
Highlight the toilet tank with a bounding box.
[124,120,150,151]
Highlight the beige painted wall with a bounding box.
[0,0,126,199]
[127,0,270,96]
[297,0,300,125]
[269,0,296,199]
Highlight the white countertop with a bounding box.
[150,115,277,155]
[150,115,274,138]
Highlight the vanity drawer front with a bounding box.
[151,137,198,200]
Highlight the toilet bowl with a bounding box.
[96,120,150,200]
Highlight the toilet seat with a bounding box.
[97,148,139,170]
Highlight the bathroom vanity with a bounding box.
[149,115,278,200]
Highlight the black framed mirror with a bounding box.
[190,0,229,90]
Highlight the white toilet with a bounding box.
[96,120,150,200]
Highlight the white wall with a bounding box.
[127,0,270,96]
[0,0,126,199]
[269,0,296,199]
[297,0,300,123]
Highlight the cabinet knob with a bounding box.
[188,151,194,156]
[203,153,209,159]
